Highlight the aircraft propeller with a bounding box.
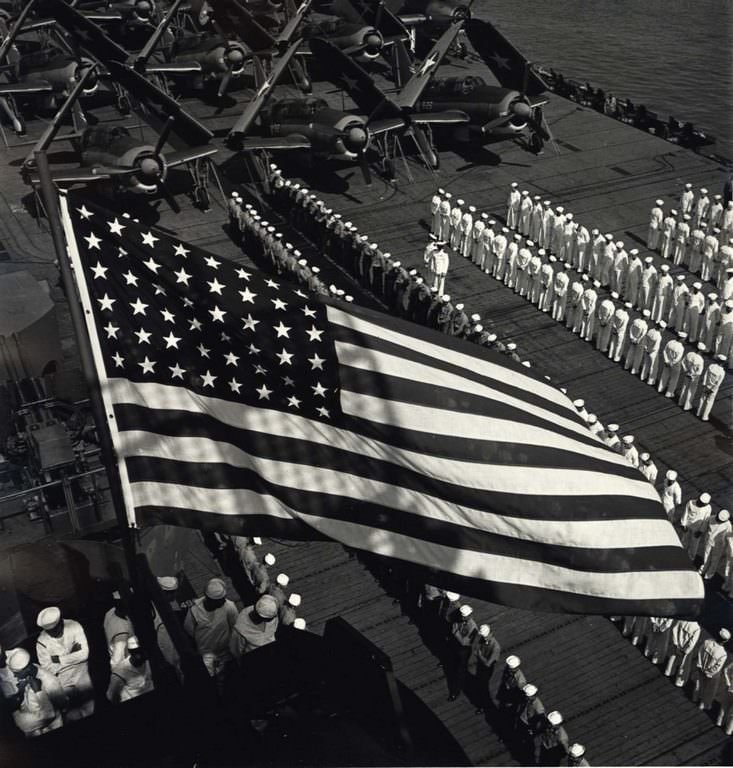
[218,43,247,98]
[519,61,557,154]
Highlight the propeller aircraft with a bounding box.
[22,51,218,209]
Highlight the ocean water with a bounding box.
[473,0,732,159]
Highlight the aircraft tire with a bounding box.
[529,133,544,154]
[195,186,210,211]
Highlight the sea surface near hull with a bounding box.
[478,0,732,160]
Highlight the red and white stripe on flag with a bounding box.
[59,194,704,616]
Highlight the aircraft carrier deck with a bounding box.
[0,43,731,766]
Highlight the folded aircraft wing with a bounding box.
[411,109,469,124]
[27,166,112,185]
[466,18,548,97]
[277,0,312,46]
[309,36,396,118]
[228,38,302,140]
[393,19,462,108]
[0,79,53,94]
[237,135,313,150]
[164,146,219,167]
[105,60,214,148]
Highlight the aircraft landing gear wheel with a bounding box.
[14,114,26,137]
[432,151,440,170]
[529,133,544,154]
[194,186,210,211]
[383,157,395,180]
[117,96,131,115]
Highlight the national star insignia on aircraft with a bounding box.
[489,52,511,70]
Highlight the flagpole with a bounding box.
[34,150,139,588]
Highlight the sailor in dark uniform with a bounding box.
[412,280,433,324]
[437,295,455,334]
[537,711,570,766]
[449,303,470,337]
[425,290,443,329]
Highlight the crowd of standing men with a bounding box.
[179,536,305,694]
[0,599,154,738]
[233,165,733,744]
[413,586,590,766]
[426,184,729,421]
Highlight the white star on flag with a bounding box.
[91,261,108,279]
[306,326,324,342]
[130,298,148,316]
[108,218,125,236]
[85,232,101,250]
[274,321,291,338]
[276,349,294,366]
[135,328,152,344]
[209,305,226,322]
[143,257,161,274]
[97,294,115,311]
[169,363,185,380]
[163,332,181,349]
[138,356,156,374]
[201,370,217,388]
[239,288,257,304]
[141,231,159,247]
[312,382,328,397]
[174,244,190,258]
[175,268,192,286]
[242,314,259,331]
[104,322,119,339]
[256,384,272,400]
[207,278,225,295]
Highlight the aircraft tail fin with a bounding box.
[465,18,547,96]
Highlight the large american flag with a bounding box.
[60,195,703,616]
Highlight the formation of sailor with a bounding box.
[435,182,732,418]
[649,187,732,287]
